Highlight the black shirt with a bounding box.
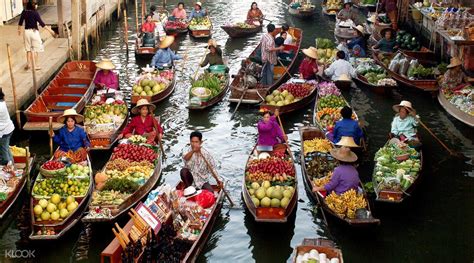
[18,10,46,30]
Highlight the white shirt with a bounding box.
[0,101,14,137]
[283,34,293,45]
[324,59,357,81]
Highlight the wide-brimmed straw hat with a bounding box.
[392,100,415,113]
[338,74,351,81]
[159,35,175,49]
[183,186,202,198]
[336,136,360,147]
[96,59,115,70]
[195,1,202,7]
[330,147,358,162]
[354,25,365,35]
[302,46,318,60]
[131,99,156,115]
[57,109,84,123]
[206,39,218,49]
[447,57,462,69]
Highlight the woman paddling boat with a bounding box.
[150,36,182,69]
[390,100,421,147]
[247,2,264,26]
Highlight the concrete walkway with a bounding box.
[0,25,69,117]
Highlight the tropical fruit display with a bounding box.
[316,82,356,132]
[189,17,212,30]
[33,195,79,223]
[132,70,174,97]
[325,189,368,219]
[264,81,316,106]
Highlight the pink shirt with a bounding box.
[257,116,284,146]
[94,70,119,90]
[172,8,187,19]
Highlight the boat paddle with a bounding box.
[199,152,235,207]
[276,115,295,161]
[49,117,53,157]
[418,119,467,160]
[150,113,166,160]
[230,74,249,119]
[277,59,292,78]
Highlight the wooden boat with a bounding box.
[372,140,424,203]
[135,35,159,58]
[29,151,93,240]
[0,155,35,219]
[188,74,230,110]
[164,21,189,35]
[353,73,395,95]
[438,90,474,127]
[322,5,338,17]
[259,79,318,115]
[221,24,262,38]
[372,50,438,92]
[229,27,303,104]
[292,238,344,262]
[288,2,316,19]
[130,69,176,105]
[23,61,97,131]
[242,144,298,223]
[100,181,224,263]
[189,17,213,38]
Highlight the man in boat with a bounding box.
[373,28,398,53]
[247,2,264,26]
[150,36,182,69]
[260,24,285,86]
[324,51,356,81]
[93,59,119,91]
[200,39,224,68]
[181,131,221,193]
[51,109,90,162]
[0,89,14,165]
[332,106,363,145]
[390,101,420,146]
[188,2,207,21]
[118,99,163,145]
[257,109,287,147]
[275,36,294,62]
[312,147,360,195]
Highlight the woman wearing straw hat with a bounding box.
[118,99,163,145]
[312,147,360,195]
[373,27,398,53]
[93,59,119,90]
[332,106,363,145]
[257,109,286,147]
[337,0,355,21]
[150,35,182,69]
[440,57,472,91]
[188,2,208,21]
[299,47,319,80]
[347,25,367,57]
[51,109,90,162]
[200,39,224,68]
[390,100,419,143]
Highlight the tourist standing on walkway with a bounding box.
[0,89,14,166]
[17,2,56,71]
[260,24,284,86]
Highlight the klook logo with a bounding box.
[4,249,36,258]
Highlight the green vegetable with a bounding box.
[102,178,139,194]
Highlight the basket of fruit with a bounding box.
[191,87,211,101]
[40,160,66,178]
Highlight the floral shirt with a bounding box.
[182,147,217,188]
[441,69,466,90]
[261,33,277,65]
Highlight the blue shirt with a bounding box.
[150,48,182,68]
[188,9,207,20]
[53,125,90,152]
[376,38,397,53]
[333,119,363,145]
[347,36,367,53]
[391,115,418,140]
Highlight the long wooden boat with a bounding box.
[130,68,176,105]
[188,74,230,110]
[221,24,262,38]
[259,79,318,115]
[189,17,213,38]
[164,21,189,35]
[135,35,159,58]
[0,155,35,219]
[82,140,162,223]
[372,140,424,203]
[372,50,438,92]
[229,27,303,104]
[23,61,97,131]
[100,181,224,263]
[438,90,474,127]
[288,3,316,19]
[29,151,93,240]
[292,238,344,263]
[370,33,436,64]
[242,144,298,223]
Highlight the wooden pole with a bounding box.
[57,0,65,37]
[25,147,31,194]
[141,0,145,25]
[199,152,235,207]
[30,50,38,98]
[277,115,295,160]
[124,10,129,50]
[135,0,140,34]
[71,0,82,60]
[117,0,121,19]
[6,44,21,129]
[84,25,89,59]
[49,117,53,157]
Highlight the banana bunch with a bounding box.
[313,171,333,187]
[326,189,367,219]
[10,146,29,157]
[303,138,333,155]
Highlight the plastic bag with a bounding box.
[388,58,400,73]
[195,190,216,209]
[399,58,410,76]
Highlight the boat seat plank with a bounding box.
[42,95,81,104]
[23,122,64,131]
[47,87,88,95]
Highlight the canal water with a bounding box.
[1,0,473,262]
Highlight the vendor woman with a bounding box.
[390,100,419,144]
[299,46,319,80]
[440,57,471,90]
[200,39,224,67]
[257,109,287,147]
[52,109,90,161]
[151,36,182,68]
[373,28,398,53]
[94,59,119,90]
[347,25,366,57]
[312,147,360,195]
[247,2,264,25]
[118,99,163,144]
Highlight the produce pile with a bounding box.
[84,101,128,135]
[353,58,396,86]
[9,145,29,157]
[264,81,316,106]
[359,0,376,5]
[189,17,211,30]
[132,70,174,97]
[295,248,340,263]
[245,154,296,209]
[395,30,421,51]
[325,0,342,11]
[32,177,90,197]
[315,39,337,65]
[232,22,256,28]
[165,20,187,30]
[33,195,78,223]
[325,189,367,219]
[373,141,421,192]
[303,138,333,155]
[381,53,438,80]
[111,143,158,163]
[190,72,227,102]
[442,86,474,116]
[316,86,356,132]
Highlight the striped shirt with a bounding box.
[261,33,277,65]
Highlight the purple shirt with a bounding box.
[324,164,360,195]
[19,10,46,30]
[94,70,119,90]
[257,116,284,146]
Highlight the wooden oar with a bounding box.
[199,152,235,207]
[418,119,467,160]
[150,113,166,160]
[193,49,209,81]
[49,117,53,157]
[277,59,292,78]
[230,77,249,119]
[276,115,294,160]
